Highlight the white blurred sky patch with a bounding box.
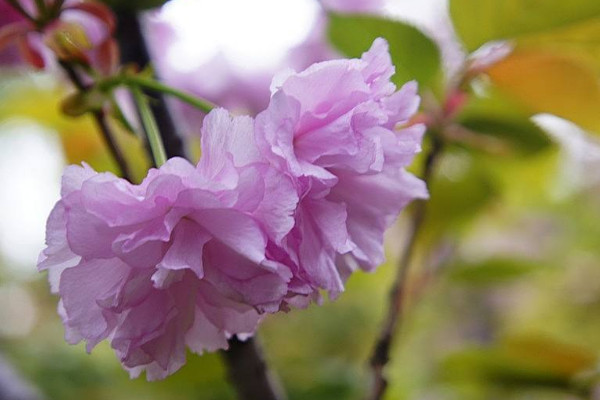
[385,0,443,24]
[0,120,62,275]
[158,0,448,73]
[160,0,321,73]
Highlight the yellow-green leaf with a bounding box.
[441,335,596,392]
[449,258,541,286]
[517,15,600,75]
[450,0,600,52]
[487,50,600,134]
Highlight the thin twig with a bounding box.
[58,61,134,182]
[366,135,444,400]
[91,112,134,181]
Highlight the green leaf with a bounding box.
[440,335,597,392]
[441,348,571,390]
[328,14,442,90]
[457,87,552,155]
[448,258,541,286]
[450,0,600,51]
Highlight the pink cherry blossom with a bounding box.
[255,38,428,300]
[38,109,297,380]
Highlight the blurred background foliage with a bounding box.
[1,0,600,399]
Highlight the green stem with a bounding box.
[131,76,215,113]
[131,86,167,167]
[101,76,214,113]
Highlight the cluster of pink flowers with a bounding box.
[38,38,427,380]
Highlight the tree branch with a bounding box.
[59,61,134,182]
[115,10,184,160]
[221,336,287,400]
[366,135,443,400]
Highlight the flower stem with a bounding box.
[100,75,215,114]
[366,134,443,400]
[129,76,215,113]
[131,86,167,167]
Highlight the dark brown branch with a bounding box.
[59,61,134,182]
[91,111,134,180]
[366,136,443,400]
[115,10,184,160]
[221,336,287,400]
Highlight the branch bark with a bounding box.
[115,10,184,160]
[59,61,134,182]
[221,337,287,400]
[366,136,443,400]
